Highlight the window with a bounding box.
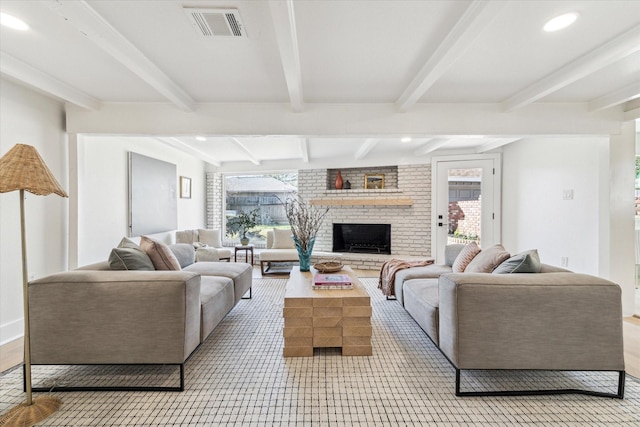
[224,173,297,245]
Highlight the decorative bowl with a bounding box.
[313,261,344,273]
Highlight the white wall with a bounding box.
[502,137,606,274]
[0,79,67,345]
[76,135,207,266]
[502,134,637,316]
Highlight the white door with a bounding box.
[432,155,501,264]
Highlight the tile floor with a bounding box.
[1,278,639,426]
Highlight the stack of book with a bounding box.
[312,273,353,290]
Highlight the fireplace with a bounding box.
[333,223,391,254]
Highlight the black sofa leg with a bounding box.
[455,368,625,399]
[25,363,185,392]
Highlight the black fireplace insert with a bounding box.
[332,223,391,254]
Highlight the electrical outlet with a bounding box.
[562,189,574,200]
[561,257,569,267]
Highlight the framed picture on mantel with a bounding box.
[365,174,385,189]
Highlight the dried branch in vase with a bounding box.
[283,195,329,252]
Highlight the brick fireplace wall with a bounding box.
[206,172,223,230]
[206,165,432,269]
[298,164,432,258]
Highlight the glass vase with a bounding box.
[294,236,315,272]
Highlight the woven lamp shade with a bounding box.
[0,144,68,197]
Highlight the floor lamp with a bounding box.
[0,144,68,427]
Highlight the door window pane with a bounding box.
[448,168,481,246]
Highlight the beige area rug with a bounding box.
[1,278,639,426]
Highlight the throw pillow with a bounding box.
[272,228,295,249]
[452,242,481,273]
[493,249,542,274]
[444,244,466,267]
[117,236,139,249]
[140,235,181,270]
[169,244,196,268]
[176,229,198,244]
[108,246,155,271]
[465,244,510,273]
[198,229,222,248]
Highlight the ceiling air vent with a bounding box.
[184,8,246,38]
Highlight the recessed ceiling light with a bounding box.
[195,136,207,141]
[543,12,578,32]
[0,12,29,31]
[401,137,412,143]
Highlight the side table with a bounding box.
[234,244,254,264]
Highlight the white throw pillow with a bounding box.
[272,228,295,249]
[176,229,197,244]
[198,229,222,248]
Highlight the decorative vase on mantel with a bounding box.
[335,170,344,190]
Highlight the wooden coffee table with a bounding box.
[283,266,372,357]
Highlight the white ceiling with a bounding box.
[1,0,639,171]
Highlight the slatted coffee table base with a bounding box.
[283,266,372,357]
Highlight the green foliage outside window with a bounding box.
[226,208,259,239]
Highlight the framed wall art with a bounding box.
[364,174,385,189]
[180,176,192,199]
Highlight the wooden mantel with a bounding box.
[309,197,413,206]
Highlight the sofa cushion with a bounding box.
[272,228,295,249]
[198,229,222,248]
[199,276,235,341]
[465,244,510,273]
[169,244,196,268]
[176,229,198,244]
[493,249,542,274]
[108,247,155,271]
[140,236,181,270]
[452,242,481,273]
[403,279,440,345]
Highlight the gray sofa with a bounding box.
[27,241,252,391]
[393,244,626,398]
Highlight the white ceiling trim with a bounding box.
[589,82,640,112]
[396,0,506,112]
[268,0,304,112]
[229,138,261,165]
[0,51,101,110]
[503,25,640,112]
[300,138,309,163]
[45,0,196,111]
[354,139,379,160]
[476,138,521,153]
[414,138,450,155]
[157,137,221,167]
[66,102,623,136]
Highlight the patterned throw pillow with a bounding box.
[140,236,181,270]
[452,242,481,273]
[464,244,510,273]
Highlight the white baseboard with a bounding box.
[0,318,23,346]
